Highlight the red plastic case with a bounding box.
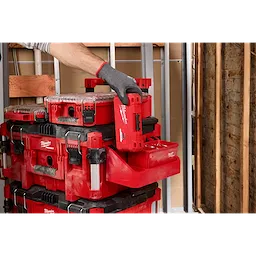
[4,104,47,123]
[57,131,125,201]
[83,77,152,119]
[114,93,144,152]
[5,182,160,214]
[3,124,125,201]
[44,93,115,127]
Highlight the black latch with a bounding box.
[83,109,95,124]
[0,139,10,154]
[87,148,106,164]
[35,116,47,123]
[85,88,94,93]
[67,148,82,165]
[141,88,148,93]
[13,140,24,155]
[3,199,13,213]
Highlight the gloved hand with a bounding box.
[96,62,142,105]
[17,40,51,53]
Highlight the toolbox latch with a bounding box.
[13,140,25,155]
[65,131,82,165]
[87,148,106,164]
[83,109,95,124]
[10,125,24,155]
[67,148,82,165]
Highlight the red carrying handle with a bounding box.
[84,78,152,90]
[84,78,106,89]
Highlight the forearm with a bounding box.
[19,42,142,105]
[49,43,105,76]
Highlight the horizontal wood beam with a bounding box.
[9,75,55,98]
[8,43,165,49]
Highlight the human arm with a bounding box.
[19,42,142,105]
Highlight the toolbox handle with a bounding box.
[84,78,152,92]
[10,125,24,145]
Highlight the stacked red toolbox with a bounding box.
[0,78,180,214]
[4,181,160,214]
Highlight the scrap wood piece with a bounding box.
[9,75,55,98]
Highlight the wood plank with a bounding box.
[9,75,55,98]
[196,43,204,208]
[9,43,164,49]
[241,43,251,213]
[215,43,222,213]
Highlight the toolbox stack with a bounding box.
[0,78,180,214]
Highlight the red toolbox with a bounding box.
[135,78,152,119]
[2,124,25,182]
[84,78,152,119]
[3,122,126,201]
[57,129,125,201]
[44,92,115,127]
[4,181,160,214]
[114,93,144,152]
[4,104,47,123]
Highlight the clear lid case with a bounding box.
[45,92,149,104]
[44,92,116,104]
[5,104,46,114]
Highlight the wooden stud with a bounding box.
[196,43,204,209]
[241,43,251,213]
[9,75,55,98]
[215,43,222,213]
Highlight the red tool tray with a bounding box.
[44,92,115,127]
[4,104,47,123]
[106,141,180,188]
[128,140,179,168]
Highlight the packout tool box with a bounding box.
[0,77,180,213]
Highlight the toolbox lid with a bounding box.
[44,92,116,104]
[5,104,46,114]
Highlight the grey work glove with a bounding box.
[97,63,142,105]
[17,40,51,53]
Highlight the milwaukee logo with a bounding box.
[40,140,54,150]
[119,105,128,124]
[44,209,55,214]
[168,152,175,158]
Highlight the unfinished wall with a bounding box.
[201,43,250,213]
[7,44,183,209]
